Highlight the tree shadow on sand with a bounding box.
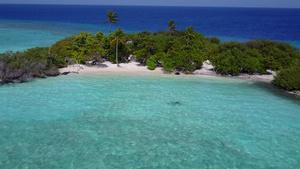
[95,63,109,68]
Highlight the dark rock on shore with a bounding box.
[60,71,79,75]
[61,72,70,75]
[286,90,300,98]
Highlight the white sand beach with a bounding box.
[59,60,275,82]
[59,61,164,76]
[194,60,275,82]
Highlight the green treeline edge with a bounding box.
[0,28,300,90]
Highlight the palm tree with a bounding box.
[167,20,176,36]
[105,10,119,33]
[110,28,124,67]
[185,26,195,45]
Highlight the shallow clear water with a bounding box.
[0,19,106,53]
[0,27,64,53]
[0,74,299,168]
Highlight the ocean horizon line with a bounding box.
[1,3,300,9]
[1,4,299,51]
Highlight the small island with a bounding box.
[0,15,299,95]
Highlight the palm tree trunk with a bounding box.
[116,38,119,67]
[110,23,111,33]
[48,46,52,55]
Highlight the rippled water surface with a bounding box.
[0,74,299,168]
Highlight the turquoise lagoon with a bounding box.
[0,74,299,168]
[0,19,107,53]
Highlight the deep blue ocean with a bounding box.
[0,4,300,52]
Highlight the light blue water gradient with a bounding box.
[0,74,299,168]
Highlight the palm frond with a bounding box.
[167,20,176,32]
[105,10,119,24]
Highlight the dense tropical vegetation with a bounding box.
[0,47,65,83]
[273,63,300,91]
[210,40,300,75]
[1,18,300,91]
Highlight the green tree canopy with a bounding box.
[185,26,196,45]
[3,27,300,92]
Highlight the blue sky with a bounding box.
[0,0,299,8]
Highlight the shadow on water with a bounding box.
[253,81,300,104]
[168,101,182,106]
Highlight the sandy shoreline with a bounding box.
[59,61,163,76]
[59,61,275,82]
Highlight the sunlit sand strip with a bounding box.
[59,61,275,82]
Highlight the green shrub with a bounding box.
[274,66,300,90]
[147,55,158,70]
[207,37,221,44]
[212,49,241,75]
[0,47,63,83]
[210,40,300,75]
